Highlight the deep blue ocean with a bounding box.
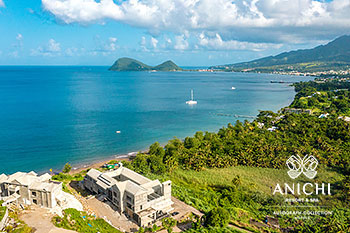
[0,66,313,174]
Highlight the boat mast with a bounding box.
[191,89,194,101]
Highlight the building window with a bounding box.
[32,191,37,197]
[140,205,143,210]
[33,199,38,205]
[126,202,133,211]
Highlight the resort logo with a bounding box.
[286,155,318,179]
[272,154,331,196]
[272,154,333,220]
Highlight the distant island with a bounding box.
[109,57,183,71]
[210,35,350,73]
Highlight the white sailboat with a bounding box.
[186,89,197,105]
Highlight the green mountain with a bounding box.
[153,60,182,71]
[109,57,151,71]
[109,58,182,71]
[210,35,350,72]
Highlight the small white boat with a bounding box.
[186,89,197,105]
[116,131,121,134]
[231,86,236,90]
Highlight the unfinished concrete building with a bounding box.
[83,165,173,227]
[0,171,62,208]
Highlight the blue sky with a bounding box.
[0,0,349,66]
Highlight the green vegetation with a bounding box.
[142,166,346,232]
[123,77,350,232]
[3,207,33,233]
[109,57,182,71]
[0,201,6,222]
[205,207,230,227]
[153,61,182,71]
[53,208,122,233]
[52,171,85,194]
[126,112,350,175]
[161,217,177,233]
[210,35,350,72]
[48,76,350,232]
[137,224,162,233]
[290,79,350,115]
[62,162,72,173]
[109,57,151,71]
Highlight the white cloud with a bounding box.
[198,33,281,51]
[66,47,78,56]
[48,39,61,52]
[14,33,23,49]
[16,33,23,41]
[107,37,117,51]
[140,36,149,51]
[0,0,4,8]
[31,39,61,56]
[87,36,119,56]
[42,0,350,44]
[151,37,158,48]
[139,36,159,51]
[174,35,189,50]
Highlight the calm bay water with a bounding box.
[0,66,313,174]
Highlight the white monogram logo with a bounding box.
[286,155,318,179]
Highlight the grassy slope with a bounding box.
[146,166,345,231]
[167,166,342,195]
[0,205,6,221]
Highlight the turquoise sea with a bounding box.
[0,66,313,174]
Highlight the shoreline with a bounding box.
[68,141,172,174]
[69,151,144,174]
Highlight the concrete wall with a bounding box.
[162,180,171,198]
[0,208,8,231]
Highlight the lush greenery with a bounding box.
[210,35,350,72]
[290,80,350,115]
[143,165,347,232]
[122,77,350,232]
[109,57,182,71]
[161,217,177,233]
[62,162,72,173]
[126,113,350,175]
[52,171,85,194]
[0,201,6,222]
[53,208,122,233]
[48,77,350,232]
[205,207,230,227]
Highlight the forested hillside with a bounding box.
[124,78,350,232]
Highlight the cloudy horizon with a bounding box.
[0,0,349,66]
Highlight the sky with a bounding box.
[0,0,349,66]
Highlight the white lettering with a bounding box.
[315,183,325,195]
[285,183,295,194]
[303,183,313,195]
[273,183,283,195]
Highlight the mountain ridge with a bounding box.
[210,35,350,72]
[109,57,182,71]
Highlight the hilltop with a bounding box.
[210,35,350,72]
[109,57,182,71]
